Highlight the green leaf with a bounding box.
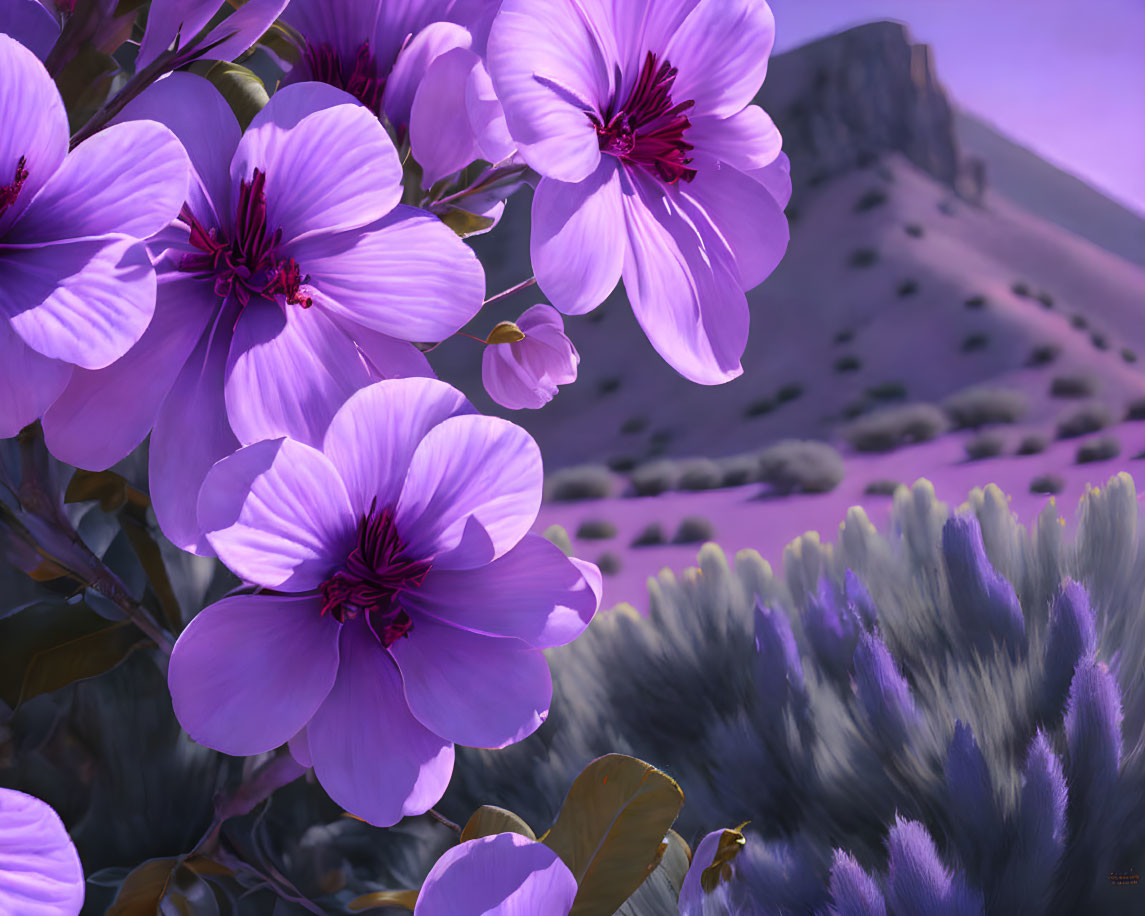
[187,60,269,129]
[460,805,536,843]
[615,829,692,916]
[106,858,178,916]
[54,44,120,131]
[348,890,419,912]
[66,469,130,512]
[0,601,151,710]
[542,754,685,916]
[438,206,496,238]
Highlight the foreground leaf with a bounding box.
[348,890,419,912]
[543,754,685,916]
[187,60,269,129]
[460,805,536,843]
[616,830,693,916]
[106,858,178,916]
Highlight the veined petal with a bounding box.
[531,163,624,315]
[0,319,71,438]
[231,82,402,245]
[308,622,455,827]
[348,321,436,380]
[167,594,341,756]
[410,46,483,187]
[199,0,290,64]
[686,106,782,175]
[466,60,516,164]
[0,789,84,916]
[0,235,155,370]
[386,20,472,132]
[282,0,382,60]
[200,437,355,591]
[137,0,219,70]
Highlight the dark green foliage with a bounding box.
[630,460,678,497]
[942,386,1027,428]
[854,188,888,212]
[844,404,949,452]
[960,332,989,353]
[677,459,723,492]
[1030,474,1065,495]
[577,519,618,540]
[1017,434,1049,456]
[834,354,862,373]
[1076,436,1121,465]
[964,432,1007,461]
[672,516,715,544]
[718,455,759,488]
[1027,344,1060,367]
[1050,373,1099,399]
[758,440,845,494]
[620,416,648,435]
[1056,402,1114,439]
[545,465,615,502]
[848,247,879,268]
[631,523,666,548]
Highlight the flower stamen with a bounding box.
[0,156,29,219]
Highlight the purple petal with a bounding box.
[388,20,472,133]
[199,0,289,64]
[754,601,805,698]
[466,59,515,163]
[664,0,775,119]
[678,829,725,913]
[391,616,551,748]
[1,235,155,370]
[199,438,354,591]
[944,722,998,878]
[150,331,239,554]
[686,105,781,173]
[295,205,485,342]
[404,534,598,648]
[282,0,381,60]
[829,849,886,916]
[853,630,915,748]
[41,275,213,471]
[307,621,455,826]
[1042,580,1097,720]
[11,120,189,243]
[0,319,70,438]
[531,163,624,315]
[619,170,747,384]
[1002,730,1065,908]
[231,82,401,245]
[885,817,980,915]
[224,300,375,447]
[0,788,84,916]
[113,72,240,228]
[410,46,483,187]
[482,341,555,410]
[676,156,789,290]
[168,594,341,756]
[754,152,793,209]
[0,34,67,234]
[487,0,611,182]
[288,727,312,768]
[348,321,436,380]
[395,414,542,569]
[1064,657,1123,812]
[322,377,474,515]
[136,0,221,70]
[0,0,60,61]
[845,570,879,631]
[415,833,576,916]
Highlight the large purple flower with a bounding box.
[0,34,189,439]
[167,378,601,826]
[41,75,485,552]
[488,0,790,384]
[415,833,577,916]
[0,788,85,916]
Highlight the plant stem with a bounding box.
[483,276,537,307]
[427,807,462,835]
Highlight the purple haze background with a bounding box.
[768,0,1145,216]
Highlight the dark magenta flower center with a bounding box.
[0,156,29,220]
[303,40,386,119]
[319,503,431,648]
[592,52,697,184]
[178,169,312,308]
[55,0,75,13]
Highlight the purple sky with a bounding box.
[768,0,1145,216]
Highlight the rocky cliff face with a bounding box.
[758,21,978,196]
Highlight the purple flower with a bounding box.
[167,378,601,826]
[885,817,982,916]
[0,34,189,439]
[753,600,805,709]
[482,304,578,410]
[0,0,60,58]
[802,577,860,681]
[488,0,790,384]
[828,850,886,916]
[414,833,577,916]
[943,722,998,883]
[136,0,290,70]
[1041,580,1096,722]
[40,75,485,552]
[844,569,878,630]
[0,788,84,916]
[853,631,916,748]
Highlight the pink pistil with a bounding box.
[0,157,29,219]
[303,40,386,118]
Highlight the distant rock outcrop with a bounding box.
[759,21,977,196]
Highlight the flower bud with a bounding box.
[481,304,578,410]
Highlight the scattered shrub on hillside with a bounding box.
[630,522,666,548]
[964,431,1007,461]
[718,455,759,488]
[596,551,622,575]
[607,456,637,473]
[743,397,776,418]
[1070,314,1088,330]
[1011,280,1031,297]
[904,223,925,238]
[1091,332,1109,351]
[648,428,674,456]
[672,516,716,544]
[841,402,867,420]
[1026,343,1060,367]
[960,332,989,353]
[576,518,618,540]
[1035,291,1055,309]
[848,247,879,268]
[678,459,723,492]
[597,375,621,395]
[1016,434,1049,456]
[545,465,614,502]
[844,404,949,453]
[896,279,919,297]
[1125,397,1145,421]
[620,416,648,435]
[1121,347,1138,364]
[776,382,804,404]
[1050,373,1099,399]
[834,355,862,373]
[942,386,1027,428]
[866,381,908,402]
[964,294,987,309]
[630,460,679,497]
[854,188,888,212]
[834,329,855,345]
[541,524,572,556]
[864,479,902,496]
[1076,436,1121,464]
[1029,473,1065,495]
[758,440,845,494]
[1055,402,1115,439]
